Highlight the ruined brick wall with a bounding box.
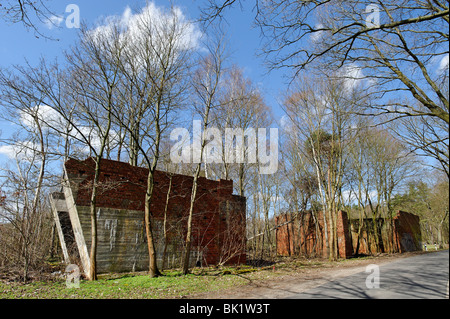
[393,211,422,252]
[276,209,421,259]
[350,211,422,255]
[58,157,246,274]
[275,212,326,258]
[350,218,388,255]
[275,213,299,257]
[275,211,353,259]
[336,210,354,258]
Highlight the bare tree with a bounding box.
[394,110,449,178]
[106,5,197,277]
[0,0,55,38]
[347,120,419,253]
[0,158,54,281]
[0,68,57,280]
[182,29,227,274]
[282,74,358,260]
[61,22,125,280]
[215,65,272,195]
[201,0,449,173]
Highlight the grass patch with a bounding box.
[0,260,331,299]
[1,253,409,299]
[0,267,250,299]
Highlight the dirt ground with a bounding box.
[190,251,428,299]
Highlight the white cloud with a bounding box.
[87,2,202,69]
[428,53,449,75]
[121,6,133,27]
[339,63,365,92]
[0,140,40,160]
[0,145,16,159]
[19,104,70,135]
[45,15,64,29]
[330,63,368,94]
[0,105,64,161]
[1,104,118,160]
[438,53,449,73]
[127,2,201,49]
[310,23,325,43]
[279,114,291,129]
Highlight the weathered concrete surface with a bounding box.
[51,157,246,276]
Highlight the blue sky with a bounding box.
[0,1,446,198]
[0,0,289,168]
[0,0,286,120]
[2,1,446,172]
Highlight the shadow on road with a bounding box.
[295,250,449,299]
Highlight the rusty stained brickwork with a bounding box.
[276,210,421,259]
[275,211,353,259]
[393,211,422,253]
[52,157,246,274]
[350,211,422,255]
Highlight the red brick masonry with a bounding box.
[64,157,246,267]
[275,211,353,258]
[276,210,421,258]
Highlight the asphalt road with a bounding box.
[295,250,449,299]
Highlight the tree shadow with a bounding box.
[295,250,449,299]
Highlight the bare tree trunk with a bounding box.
[183,35,225,273]
[183,167,200,274]
[238,163,244,197]
[145,171,161,278]
[88,159,100,281]
[161,174,173,270]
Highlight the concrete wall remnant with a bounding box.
[50,157,246,276]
